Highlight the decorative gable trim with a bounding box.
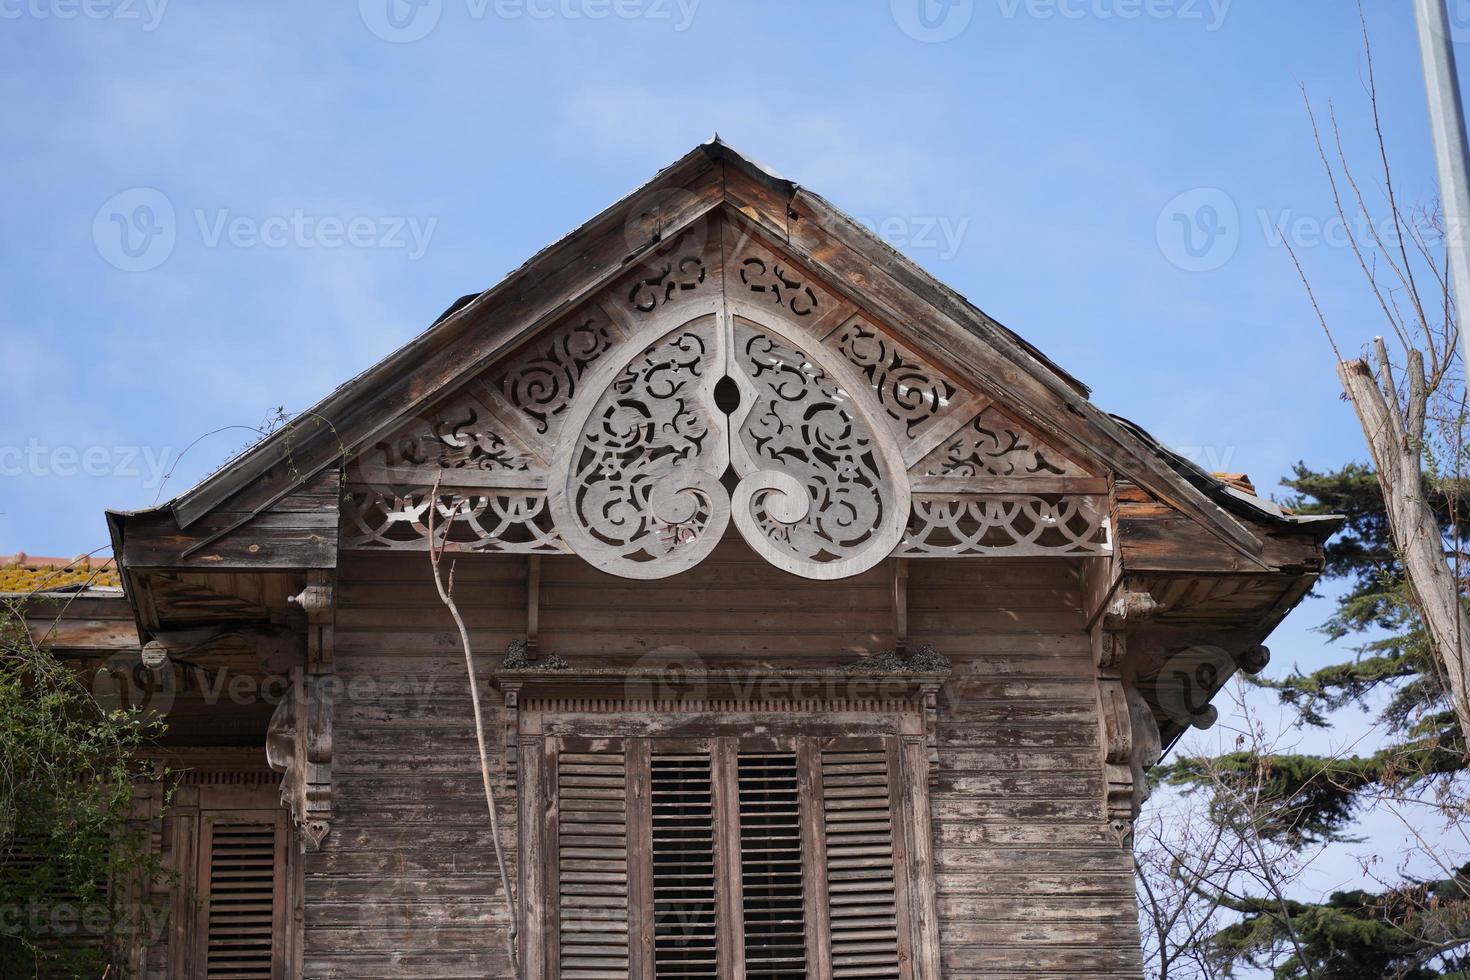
[337,212,1114,578]
[130,139,1267,575]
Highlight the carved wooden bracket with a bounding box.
[917,679,941,786]
[267,571,336,850]
[1095,588,1162,846]
[500,680,522,789]
[1098,678,1139,844]
[1102,589,1161,636]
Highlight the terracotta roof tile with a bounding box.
[1211,473,1257,495]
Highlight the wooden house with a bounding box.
[27,140,1338,978]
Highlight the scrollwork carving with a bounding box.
[495,310,621,436]
[739,256,819,317]
[343,487,567,553]
[627,229,708,313]
[830,319,960,438]
[730,322,908,578]
[549,319,731,578]
[363,393,534,480]
[917,407,1088,478]
[335,238,1122,576]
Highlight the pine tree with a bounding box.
[1156,462,1470,977]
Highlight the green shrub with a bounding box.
[0,603,169,979]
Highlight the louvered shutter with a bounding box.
[557,747,631,978]
[196,814,286,980]
[821,743,904,979]
[546,731,922,980]
[0,836,96,973]
[737,751,806,977]
[649,751,719,978]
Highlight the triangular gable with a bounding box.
[340,212,1109,578]
[153,140,1264,571]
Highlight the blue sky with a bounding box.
[1,0,1462,939]
[0,0,1450,559]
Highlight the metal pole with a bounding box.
[1415,0,1470,372]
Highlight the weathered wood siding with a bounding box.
[308,543,1141,979]
[914,559,1143,977]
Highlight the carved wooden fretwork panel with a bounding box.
[825,316,973,443]
[626,226,712,314]
[353,389,539,488]
[342,487,568,554]
[723,223,849,333]
[738,252,821,318]
[339,222,1113,574]
[729,319,910,579]
[547,316,732,578]
[897,494,1111,557]
[490,305,624,440]
[916,405,1091,479]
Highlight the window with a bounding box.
[193,813,289,980]
[162,768,297,980]
[0,774,295,980]
[527,721,937,980]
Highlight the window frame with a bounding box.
[517,702,941,980]
[191,808,291,980]
[161,775,299,980]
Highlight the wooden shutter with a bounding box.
[196,814,286,980]
[737,751,806,977]
[543,730,926,980]
[557,746,631,979]
[821,743,904,980]
[0,836,94,972]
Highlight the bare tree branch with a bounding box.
[427,474,521,976]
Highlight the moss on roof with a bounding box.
[0,556,120,593]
